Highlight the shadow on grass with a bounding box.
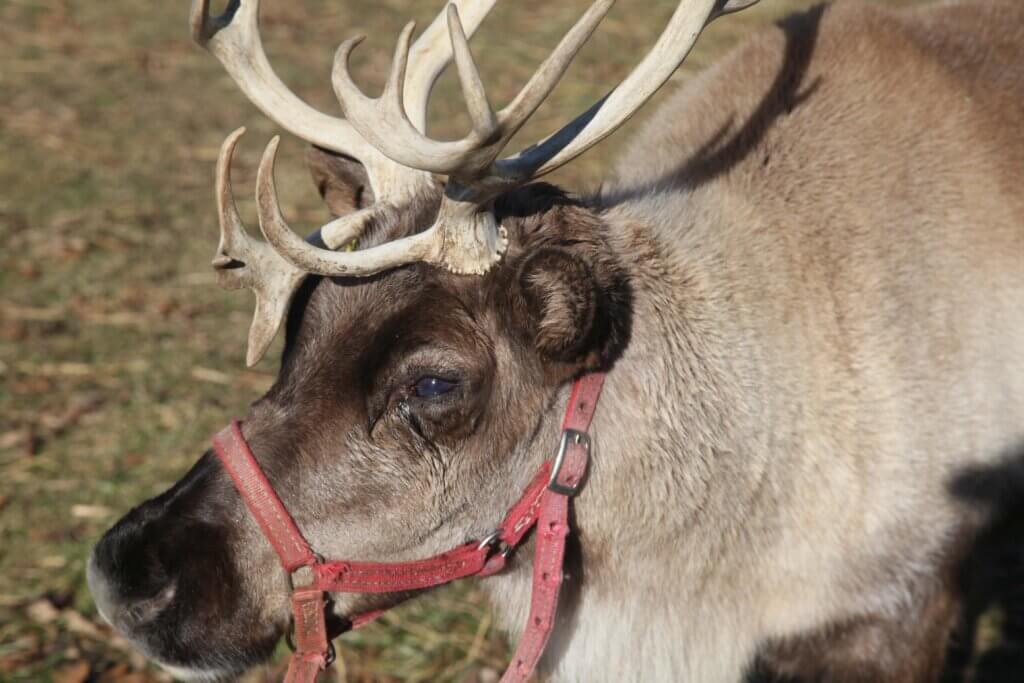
[940,445,1024,683]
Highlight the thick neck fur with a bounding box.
[483,192,773,682]
[482,2,1024,680]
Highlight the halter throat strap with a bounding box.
[211,373,605,683]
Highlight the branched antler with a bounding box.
[331,1,615,183]
[193,0,760,364]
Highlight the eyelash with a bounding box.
[396,400,426,440]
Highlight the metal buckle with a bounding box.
[548,428,589,496]
[477,529,512,558]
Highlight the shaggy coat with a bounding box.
[89,2,1024,681]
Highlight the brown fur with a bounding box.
[90,2,1024,681]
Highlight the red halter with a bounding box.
[211,373,605,683]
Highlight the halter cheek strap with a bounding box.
[211,373,605,683]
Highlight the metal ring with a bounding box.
[477,529,512,559]
[476,529,503,551]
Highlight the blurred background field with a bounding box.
[4,0,1019,681]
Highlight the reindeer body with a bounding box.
[486,2,1024,680]
[88,1,1024,681]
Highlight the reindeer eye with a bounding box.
[412,377,456,398]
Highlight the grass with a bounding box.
[4,0,1011,682]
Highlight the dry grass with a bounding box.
[4,0,1016,682]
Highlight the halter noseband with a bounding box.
[211,373,605,683]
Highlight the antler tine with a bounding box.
[447,6,498,139]
[257,137,471,276]
[378,17,498,143]
[212,128,307,367]
[332,1,615,181]
[404,1,499,134]
[487,0,616,176]
[212,127,250,273]
[189,0,430,199]
[497,0,759,181]
[376,22,419,128]
[332,21,490,174]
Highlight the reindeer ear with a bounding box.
[519,248,598,362]
[305,146,376,217]
[501,185,632,372]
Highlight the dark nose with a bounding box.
[88,501,180,631]
[88,452,222,633]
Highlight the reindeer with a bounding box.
[87,0,1024,680]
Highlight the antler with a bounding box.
[193,0,500,362]
[258,0,762,279]
[194,0,761,363]
[212,128,306,367]
[330,0,760,187]
[330,1,615,181]
[191,0,498,197]
[499,0,761,181]
[403,1,499,134]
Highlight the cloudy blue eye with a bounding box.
[412,377,457,398]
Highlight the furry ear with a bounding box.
[498,184,632,373]
[305,146,375,216]
[519,248,599,362]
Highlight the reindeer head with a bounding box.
[87,0,755,678]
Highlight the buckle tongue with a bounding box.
[548,428,589,496]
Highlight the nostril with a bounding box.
[88,516,183,632]
[88,549,178,630]
[121,581,177,627]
